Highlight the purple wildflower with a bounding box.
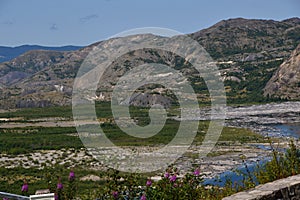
[164,172,170,178]
[169,175,177,182]
[54,194,58,200]
[146,179,152,187]
[3,198,9,200]
[57,182,63,190]
[112,191,118,199]
[193,168,200,176]
[57,176,63,190]
[21,181,28,192]
[69,170,75,181]
[140,194,146,200]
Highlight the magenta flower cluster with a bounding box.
[164,172,170,178]
[57,182,63,190]
[169,175,177,182]
[69,170,75,181]
[21,181,28,193]
[112,191,118,199]
[193,168,200,176]
[146,179,152,187]
[140,194,146,200]
[54,170,75,199]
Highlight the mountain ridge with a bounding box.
[0,45,83,63]
[0,17,299,109]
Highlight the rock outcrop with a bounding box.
[264,43,300,99]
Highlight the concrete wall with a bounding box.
[222,174,300,200]
[30,193,55,200]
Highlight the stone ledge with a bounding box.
[222,174,300,200]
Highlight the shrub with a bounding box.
[256,140,300,184]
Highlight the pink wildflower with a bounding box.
[140,194,146,200]
[69,170,75,181]
[193,168,200,176]
[169,175,177,182]
[112,191,118,199]
[146,179,152,187]
[164,172,170,178]
[21,180,28,192]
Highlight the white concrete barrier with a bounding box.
[29,193,55,200]
[0,191,29,200]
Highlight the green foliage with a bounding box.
[0,127,83,154]
[0,102,264,154]
[256,140,300,184]
[146,167,205,199]
[0,106,72,119]
[88,166,233,200]
[286,27,300,41]
[0,165,104,198]
[223,59,285,104]
[101,119,179,146]
[94,169,145,200]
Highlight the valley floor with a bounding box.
[0,101,299,195]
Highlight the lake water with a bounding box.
[203,159,268,187]
[273,123,300,138]
[203,122,300,187]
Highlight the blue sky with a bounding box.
[0,0,299,47]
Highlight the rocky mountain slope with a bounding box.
[0,17,299,109]
[264,43,300,99]
[191,17,300,103]
[191,18,300,60]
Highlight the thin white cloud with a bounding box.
[80,14,99,23]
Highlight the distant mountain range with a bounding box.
[0,45,83,63]
[0,17,300,109]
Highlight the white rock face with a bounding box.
[264,44,300,99]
